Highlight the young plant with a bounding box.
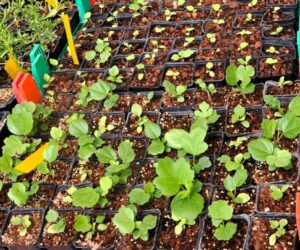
[248,138,292,171]
[208,200,237,241]
[231,105,249,128]
[205,62,216,78]
[150,40,166,53]
[163,80,187,103]
[218,153,250,204]
[263,95,285,117]
[226,61,255,95]
[269,219,288,246]
[171,49,194,62]
[245,13,255,22]
[164,9,176,21]
[166,68,180,80]
[126,54,136,67]
[107,66,123,85]
[8,182,39,206]
[113,206,158,241]
[153,157,205,234]
[183,37,195,47]
[142,91,154,106]
[11,215,32,236]
[194,102,220,126]
[195,79,216,103]
[270,184,290,201]
[277,76,292,88]
[85,39,112,67]
[248,0,258,7]
[74,214,107,240]
[266,46,279,54]
[96,140,136,186]
[237,42,248,51]
[265,58,278,65]
[129,182,162,206]
[45,209,66,234]
[154,26,166,34]
[270,26,283,36]
[206,33,216,43]
[229,137,248,149]
[136,63,146,80]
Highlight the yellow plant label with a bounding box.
[46,0,58,8]
[62,14,79,65]
[4,57,24,80]
[15,143,49,174]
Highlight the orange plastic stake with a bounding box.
[15,143,49,174]
[62,14,79,65]
[4,57,24,80]
[12,72,42,104]
[296,192,300,238]
[46,0,58,8]
[90,0,95,6]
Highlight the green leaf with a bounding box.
[47,219,66,234]
[181,127,208,156]
[99,176,112,196]
[214,222,237,241]
[72,187,100,208]
[288,96,300,116]
[69,118,89,137]
[46,210,59,223]
[171,192,204,224]
[154,157,194,196]
[85,50,96,61]
[7,106,33,136]
[208,200,233,227]
[235,193,250,204]
[109,66,119,77]
[148,139,165,155]
[144,121,161,139]
[2,135,28,157]
[225,64,238,86]
[74,215,92,233]
[112,206,135,234]
[118,140,135,163]
[164,129,186,149]
[281,112,300,139]
[129,188,150,205]
[248,138,274,161]
[264,95,281,110]
[43,142,58,163]
[96,146,117,163]
[89,80,110,101]
[262,119,276,139]
[131,103,143,117]
[78,144,96,161]
[8,183,29,206]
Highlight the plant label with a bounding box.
[15,143,49,174]
[4,57,24,80]
[45,0,58,8]
[62,14,79,65]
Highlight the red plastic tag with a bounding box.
[296,192,300,238]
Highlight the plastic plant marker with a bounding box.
[75,0,91,21]
[297,192,300,238]
[15,143,49,174]
[46,0,58,8]
[4,57,24,80]
[62,14,80,65]
[30,44,50,92]
[12,72,42,104]
[90,0,95,6]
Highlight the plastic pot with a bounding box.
[0,86,15,111]
[263,79,300,97]
[194,60,226,84]
[167,49,197,63]
[1,208,45,250]
[131,91,163,112]
[162,63,195,88]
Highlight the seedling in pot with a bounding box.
[165,9,176,21]
[45,209,66,234]
[231,105,249,128]
[206,33,217,43]
[136,63,147,80]
[154,26,166,34]
[74,214,107,240]
[226,60,255,96]
[108,66,124,85]
[277,76,292,88]
[163,80,187,103]
[229,137,248,150]
[85,39,112,68]
[269,219,288,246]
[107,11,119,27]
[266,46,279,55]
[237,42,248,52]
[8,182,39,206]
[10,215,32,236]
[96,140,136,186]
[248,0,258,7]
[166,68,181,80]
[171,49,195,62]
[248,138,292,171]
[218,153,251,204]
[194,102,220,126]
[153,157,205,234]
[195,79,216,103]
[270,26,283,36]
[183,37,195,48]
[129,0,148,14]
[263,95,285,117]
[129,182,162,206]
[270,184,290,201]
[205,62,216,78]
[126,54,136,68]
[208,200,237,241]
[113,205,157,241]
[265,57,278,65]
[245,13,255,22]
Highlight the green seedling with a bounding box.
[8,182,39,206]
[270,184,290,201]
[206,33,216,43]
[165,9,176,21]
[269,219,288,246]
[278,76,292,88]
[11,215,32,236]
[270,26,283,36]
[263,95,285,117]
[231,105,249,128]
[129,182,162,206]
[205,62,215,78]
[74,214,107,239]
[238,42,249,51]
[85,39,112,67]
[248,0,258,7]
[229,137,248,149]
[171,49,195,62]
[166,68,180,80]
[183,37,195,47]
[163,80,187,103]
[265,58,278,65]
[194,102,220,126]
[195,79,216,103]
[266,46,279,54]
[45,209,66,234]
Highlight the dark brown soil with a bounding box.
[175,23,202,37]
[212,187,257,215]
[0,185,12,208]
[31,160,72,185]
[157,214,200,250]
[257,184,296,213]
[249,217,297,250]
[132,92,162,111]
[159,112,194,134]
[194,87,229,108]
[226,109,262,136]
[141,52,167,66]
[42,93,72,112]
[102,188,129,210]
[200,219,248,250]
[206,133,223,156]
[258,56,293,78]
[208,110,226,132]
[100,93,132,112]
[59,138,78,158]
[2,212,42,246]
[136,159,157,185]
[40,210,79,248]
[194,62,225,82]
[75,213,117,249]
[131,14,157,26]
[90,113,125,135]
[112,55,139,69]
[150,24,176,38]
[174,37,202,49]
[163,65,193,86]
[253,157,299,184]
[221,136,254,157]
[131,66,162,88]
[46,72,75,93]
[119,41,145,55]
[0,210,8,229]
[227,85,264,108]
[162,89,194,109]
[266,80,300,95]
[68,161,106,185]
[197,48,228,61]
[145,38,174,53]
[124,27,149,40]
